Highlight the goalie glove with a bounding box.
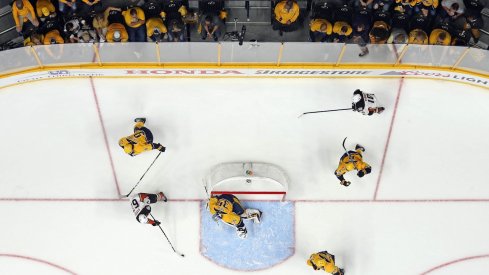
[340,180,351,187]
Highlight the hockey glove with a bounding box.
[153,143,166,152]
[152,220,161,226]
[365,166,372,174]
[357,170,365,177]
[134,118,146,123]
[340,180,351,186]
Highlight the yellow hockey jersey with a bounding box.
[208,194,245,226]
[119,121,155,156]
[307,251,341,274]
[335,148,371,183]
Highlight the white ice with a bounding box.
[1,77,489,275]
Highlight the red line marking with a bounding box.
[373,77,404,200]
[420,254,489,274]
[0,253,77,274]
[1,197,489,203]
[211,191,286,195]
[89,77,121,197]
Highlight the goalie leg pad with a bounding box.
[243,209,262,224]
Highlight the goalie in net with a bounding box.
[207,194,262,239]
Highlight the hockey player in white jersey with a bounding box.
[352,89,384,116]
[130,192,167,226]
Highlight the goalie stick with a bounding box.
[298,107,352,118]
[150,214,185,257]
[202,179,221,228]
[120,151,162,198]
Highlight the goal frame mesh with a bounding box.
[205,162,289,201]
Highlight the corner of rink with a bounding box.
[199,201,295,271]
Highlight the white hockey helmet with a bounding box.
[352,94,362,104]
[137,213,149,224]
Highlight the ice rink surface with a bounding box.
[1,76,489,275]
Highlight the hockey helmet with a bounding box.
[345,161,355,171]
[352,94,362,104]
[137,213,149,224]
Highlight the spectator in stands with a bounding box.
[58,0,77,15]
[272,0,301,36]
[167,18,185,41]
[24,32,43,46]
[107,23,129,42]
[429,27,452,45]
[12,0,39,34]
[160,0,188,41]
[451,28,470,45]
[43,29,64,44]
[414,0,438,19]
[200,15,223,41]
[350,0,374,12]
[104,6,129,42]
[408,28,429,44]
[127,0,146,8]
[146,17,167,42]
[64,17,81,43]
[369,11,391,43]
[350,23,370,56]
[393,0,416,16]
[439,0,466,22]
[123,7,147,42]
[309,18,333,42]
[93,13,108,42]
[332,21,353,42]
[372,0,393,12]
[75,18,97,42]
[464,10,484,43]
[387,28,408,43]
[80,0,103,16]
[36,0,56,23]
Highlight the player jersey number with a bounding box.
[131,199,139,208]
[365,94,375,103]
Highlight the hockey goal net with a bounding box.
[204,162,289,201]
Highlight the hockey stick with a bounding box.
[202,179,221,228]
[298,108,352,118]
[342,137,348,152]
[150,213,185,257]
[120,151,162,198]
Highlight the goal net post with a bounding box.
[204,162,289,201]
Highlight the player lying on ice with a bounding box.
[119,118,166,156]
[352,89,384,115]
[208,194,262,239]
[335,144,371,187]
[130,192,167,226]
[307,251,344,275]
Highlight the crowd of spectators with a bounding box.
[8,0,487,49]
[11,0,200,46]
[272,0,485,53]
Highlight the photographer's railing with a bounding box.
[0,42,488,76]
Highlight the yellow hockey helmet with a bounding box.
[345,162,355,171]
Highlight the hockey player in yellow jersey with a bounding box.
[208,194,262,239]
[118,118,166,157]
[307,251,344,275]
[335,144,371,186]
